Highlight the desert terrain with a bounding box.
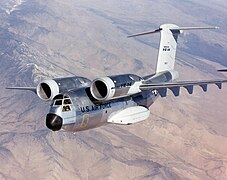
[1,0,227,179]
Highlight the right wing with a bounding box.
[140,79,227,97]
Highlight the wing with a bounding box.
[140,80,227,97]
[218,69,227,72]
[6,87,37,94]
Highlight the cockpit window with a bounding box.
[63,98,72,112]
[62,105,71,112]
[53,94,63,100]
[51,94,73,112]
[64,94,70,98]
[64,99,72,105]
[54,100,62,106]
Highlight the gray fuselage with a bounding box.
[46,72,173,132]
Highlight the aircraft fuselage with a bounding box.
[46,77,158,132]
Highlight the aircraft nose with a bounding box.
[46,113,63,131]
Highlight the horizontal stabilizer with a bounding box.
[170,26,219,31]
[127,26,218,38]
[140,80,227,97]
[6,87,36,94]
[127,28,162,38]
[107,106,150,125]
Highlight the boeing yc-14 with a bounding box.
[7,24,227,132]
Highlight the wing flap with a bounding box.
[200,84,208,92]
[140,80,227,97]
[169,87,180,96]
[159,88,167,97]
[184,85,193,94]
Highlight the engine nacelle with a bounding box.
[37,79,59,101]
[90,74,142,101]
[36,76,91,101]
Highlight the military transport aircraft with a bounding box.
[7,24,227,132]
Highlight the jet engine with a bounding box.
[36,77,91,101]
[36,79,60,101]
[90,74,142,101]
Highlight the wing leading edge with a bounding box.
[140,80,227,97]
[6,87,36,94]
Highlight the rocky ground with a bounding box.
[1,0,227,179]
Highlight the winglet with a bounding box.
[127,28,162,38]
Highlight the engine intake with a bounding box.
[90,77,115,101]
[37,80,59,101]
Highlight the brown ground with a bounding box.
[0,0,227,179]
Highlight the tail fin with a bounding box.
[128,24,218,73]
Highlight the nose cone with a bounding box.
[46,114,63,131]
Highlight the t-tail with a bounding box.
[128,24,218,81]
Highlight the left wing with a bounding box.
[140,80,227,97]
[6,87,37,94]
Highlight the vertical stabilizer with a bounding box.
[128,24,218,74]
[156,24,180,73]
